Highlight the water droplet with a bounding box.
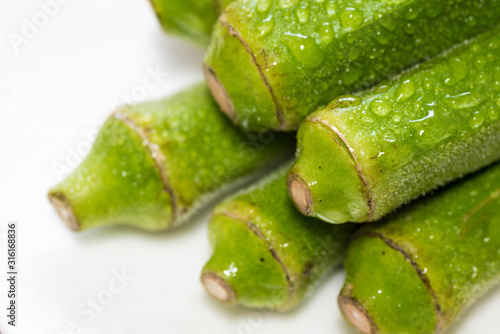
[375,29,390,44]
[257,0,273,12]
[342,67,361,85]
[405,7,419,20]
[284,32,324,69]
[296,6,309,23]
[256,16,274,37]
[487,105,499,121]
[445,92,482,109]
[317,22,334,44]
[326,1,338,16]
[376,12,395,31]
[395,79,416,102]
[348,47,361,61]
[329,95,362,109]
[279,0,299,9]
[340,8,364,28]
[468,110,485,128]
[426,4,443,18]
[404,23,415,35]
[370,99,392,116]
[449,57,469,82]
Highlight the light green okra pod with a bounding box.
[288,28,500,224]
[204,0,500,131]
[201,163,356,310]
[149,0,235,46]
[48,83,294,232]
[339,162,500,334]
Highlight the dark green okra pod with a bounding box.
[48,83,294,232]
[149,0,235,46]
[288,28,500,224]
[204,0,500,131]
[339,162,500,334]
[201,163,356,310]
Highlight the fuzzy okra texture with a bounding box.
[339,161,500,334]
[288,28,500,225]
[204,0,500,132]
[201,163,356,310]
[149,0,235,46]
[48,83,294,232]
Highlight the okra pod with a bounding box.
[201,163,355,310]
[288,28,500,224]
[48,83,294,232]
[339,162,500,334]
[204,0,500,131]
[149,0,235,46]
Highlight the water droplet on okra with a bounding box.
[445,92,482,109]
[370,99,392,116]
[326,1,338,16]
[396,79,416,102]
[317,22,334,44]
[468,110,485,128]
[296,6,309,23]
[329,95,362,109]
[257,16,274,37]
[340,8,364,28]
[284,32,324,69]
[257,0,273,12]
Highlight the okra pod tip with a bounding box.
[48,192,79,231]
[201,272,237,305]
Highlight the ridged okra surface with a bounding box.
[204,0,500,131]
[48,83,294,231]
[289,28,500,224]
[340,162,500,334]
[202,163,356,310]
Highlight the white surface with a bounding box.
[1,0,500,333]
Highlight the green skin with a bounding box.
[289,28,500,224]
[204,0,500,131]
[48,83,294,232]
[340,161,500,334]
[201,163,355,310]
[149,0,235,46]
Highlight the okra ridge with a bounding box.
[343,231,443,333]
[205,212,294,301]
[113,110,179,227]
[207,15,286,129]
[289,117,374,222]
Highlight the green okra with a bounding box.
[204,0,500,131]
[339,162,500,334]
[149,0,234,46]
[201,163,356,310]
[48,83,294,232]
[288,28,500,224]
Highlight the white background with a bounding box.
[1,0,500,333]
